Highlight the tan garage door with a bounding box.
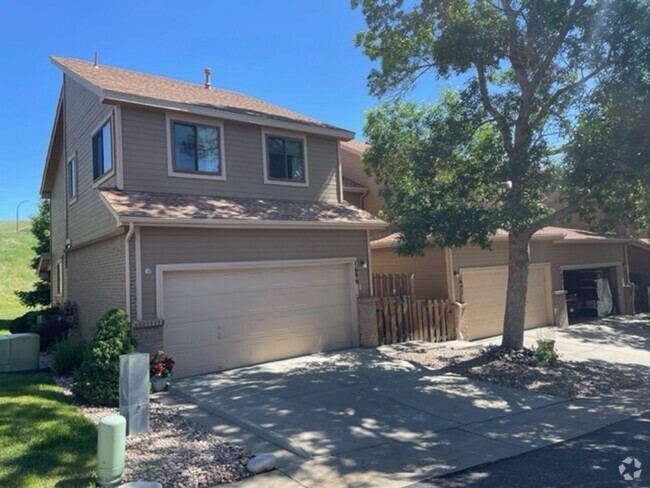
[461,264,552,340]
[161,260,356,378]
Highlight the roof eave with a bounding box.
[104,91,354,140]
[40,90,64,197]
[117,216,387,230]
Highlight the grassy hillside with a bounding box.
[0,221,37,332]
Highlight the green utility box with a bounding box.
[97,414,126,486]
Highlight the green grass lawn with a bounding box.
[0,374,96,487]
[0,220,38,333]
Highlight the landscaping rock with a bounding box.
[383,343,649,398]
[246,453,277,474]
[52,375,252,487]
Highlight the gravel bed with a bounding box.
[384,344,649,398]
[53,376,252,486]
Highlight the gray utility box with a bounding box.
[0,333,40,372]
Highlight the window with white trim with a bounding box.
[92,119,113,180]
[67,157,77,200]
[171,120,222,175]
[265,134,306,183]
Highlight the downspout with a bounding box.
[124,223,135,321]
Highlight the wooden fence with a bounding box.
[375,296,455,345]
[372,273,415,298]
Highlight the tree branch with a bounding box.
[531,61,609,128]
[528,0,587,94]
[502,0,529,92]
[475,61,513,154]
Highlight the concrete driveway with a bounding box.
[170,347,646,487]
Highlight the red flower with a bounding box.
[155,363,163,374]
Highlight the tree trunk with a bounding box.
[501,232,532,350]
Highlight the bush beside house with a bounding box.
[72,308,137,406]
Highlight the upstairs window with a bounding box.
[265,134,306,184]
[171,121,222,175]
[92,119,113,180]
[67,157,77,200]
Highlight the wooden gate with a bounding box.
[372,273,456,345]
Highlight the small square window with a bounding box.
[92,120,113,180]
[266,135,305,183]
[67,157,77,200]
[172,121,222,175]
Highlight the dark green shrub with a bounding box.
[37,302,78,351]
[50,336,87,375]
[72,309,137,406]
[9,311,40,333]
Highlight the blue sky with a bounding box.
[0,0,448,220]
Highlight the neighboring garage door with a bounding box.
[461,264,552,339]
[161,259,357,378]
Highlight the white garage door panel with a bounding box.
[163,262,355,378]
[462,265,551,339]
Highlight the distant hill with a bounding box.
[0,221,37,332]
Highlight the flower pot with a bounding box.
[151,377,168,392]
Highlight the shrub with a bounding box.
[50,336,87,375]
[9,311,40,334]
[72,309,137,406]
[37,302,78,351]
[531,339,559,365]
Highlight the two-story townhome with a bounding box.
[40,57,385,378]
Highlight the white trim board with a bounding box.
[559,262,622,271]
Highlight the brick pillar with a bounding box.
[131,319,164,354]
[451,302,469,340]
[552,290,569,328]
[357,297,379,348]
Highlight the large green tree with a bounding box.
[16,199,51,308]
[353,0,650,348]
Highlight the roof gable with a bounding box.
[50,56,354,139]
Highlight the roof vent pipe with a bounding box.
[94,51,98,68]
[204,67,212,90]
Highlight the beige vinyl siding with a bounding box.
[372,247,449,299]
[64,77,118,245]
[50,151,67,303]
[66,235,126,339]
[138,227,370,320]
[340,145,383,216]
[121,106,340,202]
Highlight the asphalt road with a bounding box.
[413,412,649,487]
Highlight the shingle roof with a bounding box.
[341,139,369,155]
[371,226,637,249]
[51,56,350,134]
[100,190,386,228]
